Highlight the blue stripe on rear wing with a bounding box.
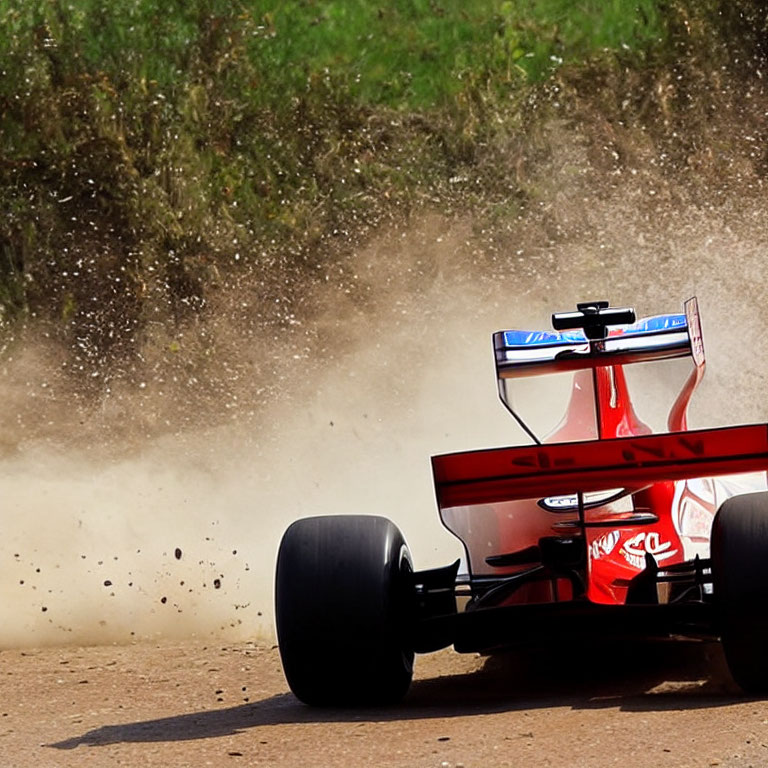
[494,302,698,378]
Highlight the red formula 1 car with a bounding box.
[275,299,768,705]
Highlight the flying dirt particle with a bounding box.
[41,607,47,612]
[175,547,182,560]
[103,580,112,587]
[232,550,237,555]
[213,578,221,589]
[228,751,243,757]
[160,596,167,604]
[19,580,23,585]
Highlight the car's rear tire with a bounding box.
[711,491,768,693]
[275,515,415,706]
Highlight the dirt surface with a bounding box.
[2,638,767,768]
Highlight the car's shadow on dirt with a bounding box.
[48,640,753,749]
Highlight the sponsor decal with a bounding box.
[672,477,717,559]
[677,495,715,541]
[590,529,620,561]
[672,474,768,560]
[619,531,678,570]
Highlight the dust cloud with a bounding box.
[2,129,768,649]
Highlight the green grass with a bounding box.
[1,0,666,113]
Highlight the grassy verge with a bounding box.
[0,0,763,386]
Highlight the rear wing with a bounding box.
[432,424,768,509]
[494,297,703,379]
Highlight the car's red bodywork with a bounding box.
[434,423,768,605]
[275,298,768,705]
[430,298,768,618]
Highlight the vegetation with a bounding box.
[0,0,765,393]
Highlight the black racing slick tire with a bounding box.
[711,492,768,693]
[275,515,415,706]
